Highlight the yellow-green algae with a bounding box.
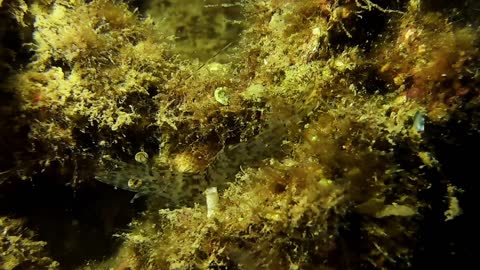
[0,0,479,269]
[0,217,59,270]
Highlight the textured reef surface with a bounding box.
[0,0,478,269]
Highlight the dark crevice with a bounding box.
[0,167,145,269]
[411,106,479,269]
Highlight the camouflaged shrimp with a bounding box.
[95,122,288,205]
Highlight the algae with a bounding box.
[0,0,479,269]
[0,217,59,270]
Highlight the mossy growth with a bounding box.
[0,217,59,270]
[0,0,479,269]
[376,3,480,122]
[144,0,244,61]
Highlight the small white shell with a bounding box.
[134,151,149,163]
[214,87,230,106]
